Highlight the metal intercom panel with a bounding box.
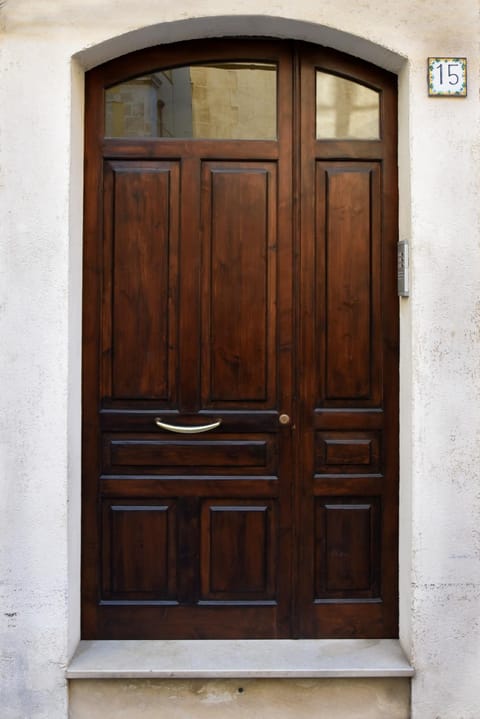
[397,240,409,297]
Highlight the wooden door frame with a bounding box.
[81,38,399,640]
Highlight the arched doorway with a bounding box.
[82,39,398,639]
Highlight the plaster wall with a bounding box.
[69,678,411,719]
[0,2,479,718]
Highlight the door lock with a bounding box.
[279,413,291,426]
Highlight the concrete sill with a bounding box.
[67,639,413,679]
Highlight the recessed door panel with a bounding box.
[314,498,380,599]
[102,160,179,403]
[315,431,381,474]
[102,500,177,601]
[201,163,277,407]
[315,162,382,406]
[200,500,276,601]
[103,434,277,475]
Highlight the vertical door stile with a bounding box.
[275,45,295,636]
[82,71,106,638]
[179,155,202,413]
[296,44,319,638]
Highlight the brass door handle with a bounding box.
[155,418,222,434]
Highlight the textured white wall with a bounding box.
[69,678,411,719]
[0,2,479,718]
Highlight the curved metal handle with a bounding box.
[155,417,222,434]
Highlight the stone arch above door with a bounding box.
[74,15,405,72]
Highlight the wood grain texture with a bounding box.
[201,501,276,601]
[105,162,179,400]
[201,164,276,404]
[315,431,381,474]
[104,435,275,473]
[102,500,177,601]
[314,499,380,599]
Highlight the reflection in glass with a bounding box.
[316,72,380,140]
[105,63,277,139]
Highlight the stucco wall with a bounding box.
[1,2,479,718]
[69,678,411,719]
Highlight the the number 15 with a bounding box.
[437,63,460,86]
[429,58,466,96]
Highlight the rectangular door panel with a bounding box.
[200,500,277,602]
[201,162,277,408]
[101,499,177,601]
[315,162,382,407]
[315,431,381,474]
[314,498,380,600]
[103,433,278,475]
[102,160,179,403]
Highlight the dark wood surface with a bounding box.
[82,39,398,639]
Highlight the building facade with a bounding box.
[1,1,479,717]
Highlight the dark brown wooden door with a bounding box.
[82,40,398,639]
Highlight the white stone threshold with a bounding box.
[67,639,413,679]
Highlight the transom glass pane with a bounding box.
[316,72,380,140]
[105,63,277,139]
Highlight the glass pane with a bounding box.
[105,63,277,139]
[316,72,380,140]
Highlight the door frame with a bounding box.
[80,35,398,640]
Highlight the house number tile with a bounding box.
[428,58,467,96]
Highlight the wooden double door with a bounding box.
[82,40,398,639]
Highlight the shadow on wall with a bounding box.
[74,15,406,72]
